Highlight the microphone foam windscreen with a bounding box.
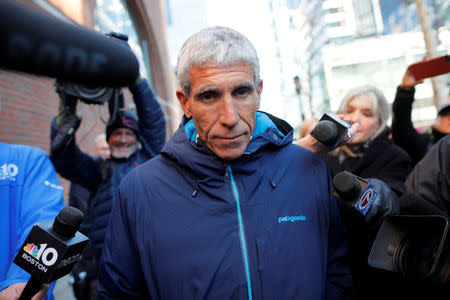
[311,120,338,147]
[333,171,361,201]
[52,206,84,238]
[0,0,139,87]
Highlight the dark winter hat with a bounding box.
[106,111,139,141]
[437,101,450,117]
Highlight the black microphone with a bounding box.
[311,120,338,146]
[332,171,378,217]
[13,206,89,300]
[0,0,139,87]
[333,171,404,228]
[310,113,351,149]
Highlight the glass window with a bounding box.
[94,0,152,85]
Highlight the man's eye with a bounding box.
[234,87,250,97]
[199,92,216,101]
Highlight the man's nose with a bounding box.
[117,133,127,142]
[219,95,239,128]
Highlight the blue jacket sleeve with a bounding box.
[98,172,148,299]
[50,118,102,190]
[0,146,65,300]
[324,173,353,300]
[129,79,166,158]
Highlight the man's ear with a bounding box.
[176,89,192,118]
[256,80,263,109]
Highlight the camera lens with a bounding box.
[72,83,109,99]
[71,83,114,104]
[394,235,440,279]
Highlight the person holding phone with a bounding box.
[391,64,450,166]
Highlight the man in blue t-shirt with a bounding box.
[0,142,66,300]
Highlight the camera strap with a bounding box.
[104,89,123,126]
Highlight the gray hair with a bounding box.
[95,133,107,144]
[337,85,390,141]
[177,26,261,97]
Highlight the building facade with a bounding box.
[270,0,449,129]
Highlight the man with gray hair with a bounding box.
[98,26,352,299]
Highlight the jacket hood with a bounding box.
[161,111,293,177]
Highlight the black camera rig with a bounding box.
[51,32,131,155]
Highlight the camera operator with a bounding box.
[49,75,166,300]
[405,134,450,299]
[392,65,450,166]
[371,135,450,300]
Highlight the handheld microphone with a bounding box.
[0,0,139,87]
[332,171,402,230]
[311,113,351,149]
[13,206,89,300]
[332,171,377,216]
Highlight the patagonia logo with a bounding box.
[278,215,306,224]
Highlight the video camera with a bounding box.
[369,210,450,284]
[333,171,450,284]
[50,32,130,155]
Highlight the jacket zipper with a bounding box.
[227,165,253,300]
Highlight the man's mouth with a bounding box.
[115,143,132,148]
[217,133,245,141]
[220,135,241,140]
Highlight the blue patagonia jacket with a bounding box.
[50,79,166,275]
[0,143,65,299]
[99,112,352,300]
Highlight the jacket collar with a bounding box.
[161,111,293,175]
[182,111,287,143]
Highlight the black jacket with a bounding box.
[406,134,450,215]
[391,86,436,166]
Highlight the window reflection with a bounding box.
[94,0,152,84]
